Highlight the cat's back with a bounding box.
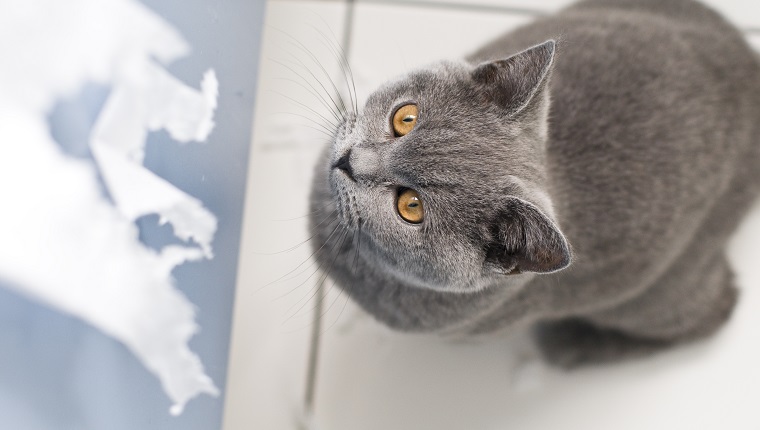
[470,0,760,153]
[471,0,760,301]
[469,0,760,171]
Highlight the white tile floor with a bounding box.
[224,1,760,429]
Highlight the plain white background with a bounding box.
[224,1,760,429]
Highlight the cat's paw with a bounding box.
[533,318,672,369]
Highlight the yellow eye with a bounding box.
[397,188,424,223]
[392,104,418,137]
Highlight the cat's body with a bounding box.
[309,0,760,367]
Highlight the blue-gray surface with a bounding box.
[0,1,265,429]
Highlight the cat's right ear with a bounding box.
[471,40,556,116]
[484,197,571,275]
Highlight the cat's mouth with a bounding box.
[330,149,363,228]
[331,168,361,230]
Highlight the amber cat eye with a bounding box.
[392,104,418,137]
[397,188,424,223]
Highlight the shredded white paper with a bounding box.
[0,0,220,415]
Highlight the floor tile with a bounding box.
[223,2,350,430]
[348,2,533,100]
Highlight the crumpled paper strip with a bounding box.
[91,65,218,257]
[0,0,221,416]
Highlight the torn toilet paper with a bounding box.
[0,0,220,416]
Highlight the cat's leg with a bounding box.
[533,318,673,368]
[535,253,738,369]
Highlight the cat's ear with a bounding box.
[484,197,571,275]
[471,40,556,116]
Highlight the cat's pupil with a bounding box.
[408,203,418,208]
[403,115,415,123]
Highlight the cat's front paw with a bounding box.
[533,318,672,369]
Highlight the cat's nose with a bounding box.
[348,147,381,180]
[333,150,355,180]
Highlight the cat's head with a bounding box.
[312,40,571,293]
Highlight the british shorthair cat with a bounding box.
[308,0,760,367]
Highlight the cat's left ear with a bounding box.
[484,196,571,275]
[472,40,556,116]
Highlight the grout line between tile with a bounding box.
[300,1,356,425]
[354,0,546,17]
[271,0,760,36]
[342,0,356,61]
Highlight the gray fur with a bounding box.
[308,0,760,368]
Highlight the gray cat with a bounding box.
[308,0,760,367]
